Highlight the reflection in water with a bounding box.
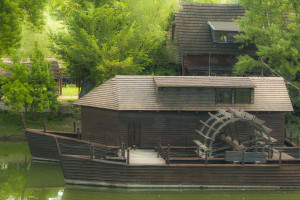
[1,142,300,200]
[0,142,31,200]
[61,185,300,200]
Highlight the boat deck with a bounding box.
[126,149,166,166]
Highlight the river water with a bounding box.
[1,142,300,200]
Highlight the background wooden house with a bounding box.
[74,75,293,148]
[168,3,254,76]
[0,57,63,95]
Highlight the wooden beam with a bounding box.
[195,129,213,140]
[255,130,277,143]
[262,125,272,133]
[199,120,216,131]
[193,139,209,151]
[208,112,224,123]
[218,109,233,119]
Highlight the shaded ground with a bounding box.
[0,100,81,140]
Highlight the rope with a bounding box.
[262,60,300,91]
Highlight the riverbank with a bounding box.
[0,100,81,141]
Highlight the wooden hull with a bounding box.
[25,129,119,162]
[25,129,81,161]
[60,154,300,188]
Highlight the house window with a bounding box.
[216,88,252,104]
[216,90,232,103]
[218,32,227,43]
[234,89,251,104]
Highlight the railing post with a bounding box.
[77,128,80,139]
[242,149,245,165]
[279,150,282,166]
[126,149,130,165]
[122,142,125,158]
[20,113,26,129]
[43,118,46,133]
[157,137,161,158]
[205,151,208,166]
[73,122,76,133]
[90,143,94,159]
[167,144,170,165]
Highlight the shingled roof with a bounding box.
[1,57,62,80]
[175,3,250,56]
[74,75,293,112]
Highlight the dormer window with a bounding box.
[207,21,240,43]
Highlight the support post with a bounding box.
[279,150,282,166]
[60,72,63,95]
[90,144,94,159]
[73,122,76,133]
[126,149,130,165]
[122,142,125,158]
[20,113,26,129]
[242,149,245,165]
[167,144,170,165]
[157,137,161,158]
[205,151,208,166]
[43,118,46,133]
[77,128,80,139]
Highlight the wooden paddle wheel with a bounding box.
[193,108,277,160]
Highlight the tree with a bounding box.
[234,0,300,131]
[233,0,300,79]
[0,0,47,57]
[0,43,58,119]
[50,1,148,97]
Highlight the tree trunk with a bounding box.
[79,78,95,98]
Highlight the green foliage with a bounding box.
[0,0,47,57]
[0,44,58,117]
[234,0,300,79]
[181,0,236,3]
[0,0,22,56]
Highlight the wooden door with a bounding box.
[128,121,141,147]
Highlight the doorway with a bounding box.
[128,121,141,147]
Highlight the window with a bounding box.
[216,88,252,104]
[216,90,232,103]
[235,90,251,104]
[217,32,228,43]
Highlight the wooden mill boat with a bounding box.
[57,109,300,188]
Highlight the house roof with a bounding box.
[175,3,251,55]
[74,75,293,112]
[154,76,255,88]
[207,21,240,32]
[0,57,62,80]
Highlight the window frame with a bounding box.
[215,88,253,104]
[234,89,252,104]
[215,89,232,104]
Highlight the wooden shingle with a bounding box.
[74,76,293,112]
[175,3,251,56]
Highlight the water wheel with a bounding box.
[193,108,276,158]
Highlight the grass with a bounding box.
[61,84,78,97]
[0,101,81,136]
